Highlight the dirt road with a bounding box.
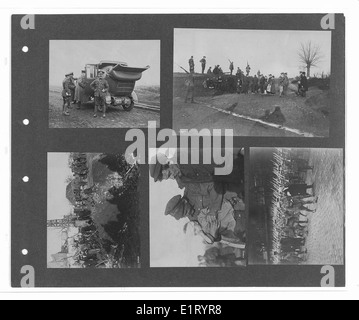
[49,90,160,128]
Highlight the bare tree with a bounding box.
[298,41,324,78]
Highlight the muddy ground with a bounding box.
[49,86,160,129]
[173,74,330,137]
[305,149,344,265]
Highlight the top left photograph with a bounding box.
[49,40,161,128]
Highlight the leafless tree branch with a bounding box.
[298,41,324,76]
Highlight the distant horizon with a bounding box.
[174,29,331,78]
[49,40,161,87]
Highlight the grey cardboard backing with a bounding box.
[12,14,345,287]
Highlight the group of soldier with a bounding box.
[67,154,107,268]
[273,156,318,264]
[188,56,236,76]
[62,69,110,118]
[150,150,247,267]
[185,55,310,100]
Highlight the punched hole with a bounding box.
[22,46,29,53]
[22,249,28,256]
[22,176,29,183]
[23,119,30,126]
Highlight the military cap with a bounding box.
[98,69,105,74]
[165,195,182,216]
[65,72,74,77]
[149,153,169,182]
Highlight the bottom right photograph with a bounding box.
[248,148,344,265]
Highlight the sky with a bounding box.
[174,29,332,78]
[49,40,160,87]
[47,153,73,263]
[150,177,207,267]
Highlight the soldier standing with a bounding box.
[69,73,77,104]
[189,56,195,73]
[279,73,286,97]
[62,72,74,116]
[184,73,195,104]
[90,70,109,118]
[284,73,290,95]
[229,61,234,75]
[75,70,87,109]
[200,56,207,74]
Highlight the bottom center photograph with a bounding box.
[149,148,247,268]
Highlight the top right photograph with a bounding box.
[173,29,332,137]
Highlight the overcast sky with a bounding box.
[50,40,160,86]
[47,153,73,263]
[150,177,206,268]
[174,29,331,77]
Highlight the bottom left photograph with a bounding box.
[47,152,141,269]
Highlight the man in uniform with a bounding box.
[200,56,207,74]
[189,56,195,73]
[253,75,259,93]
[284,72,290,95]
[90,69,109,118]
[75,70,87,109]
[164,194,244,246]
[279,73,286,97]
[62,72,74,116]
[184,72,195,104]
[229,61,234,75]
[149,151,244,196]
[69,73,77,104]
[259,75,266,94]
[298,72,308,97]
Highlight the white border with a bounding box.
[1,0,358,299]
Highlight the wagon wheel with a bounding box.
[123,100,134,112]
[123,91,137,112]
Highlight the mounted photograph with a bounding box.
[248,148,344,265]
[47,153,141,268]
[149,149,247,268]
[173,29,332,137]
[49,40,160,128]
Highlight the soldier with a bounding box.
[90,69,109,118]
[165,195,243,246]
[62,72,74,116]
[284,72,290,95]
[75,70,87,109]
[253,75,259,93]
[279,73,286,97]
[69,73,77,104]
[229,61,234,75]
[149,151,244,195]
[184,72,195,104]
[189,56,195,73]
[298,72,309,97]
[200,56,207,74]
[259,75,266,94]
